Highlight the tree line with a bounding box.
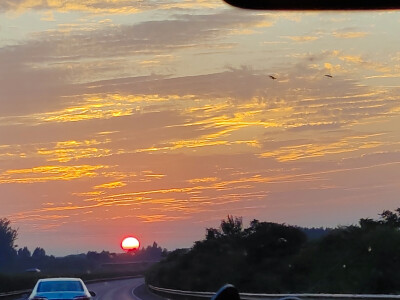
[146,209,400,294]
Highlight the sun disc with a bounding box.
[121,236,140,252]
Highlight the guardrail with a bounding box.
[148,285,400,300]
[0,290,31,300]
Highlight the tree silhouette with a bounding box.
[0,218,18,269]
[379,209,400,227]
[32,247,46,259]
[18,247,31,259]
[220,215,243,237]
[244,220,307,262]
[205,228,221,240]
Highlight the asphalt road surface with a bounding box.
[87,277,165,300]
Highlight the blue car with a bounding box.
[28,278,96,300]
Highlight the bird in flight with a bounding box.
[269,75,277,80]
[324,74,333,78]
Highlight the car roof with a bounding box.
[37,278,83,282]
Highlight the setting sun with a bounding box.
[121,237,140,252]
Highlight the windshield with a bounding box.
[1,0,400,294]
[37,281,84,292]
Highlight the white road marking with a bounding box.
[131,284,144,300]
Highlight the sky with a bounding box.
[1,0,400,256]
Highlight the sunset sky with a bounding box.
[1,1,400,256]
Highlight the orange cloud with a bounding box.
[284,36,319,42]
[29,94,190,124]
[137,214,190,223]
[0,165,106,184]
[37,139,111,162]
[261,134,385,162]
[93,181,126,189]
[188,177,219,184]
[333,32,369,39]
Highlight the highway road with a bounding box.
[87,277,164,300]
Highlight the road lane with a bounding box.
[87,277,165,300]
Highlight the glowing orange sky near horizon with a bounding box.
[1,0,400,256]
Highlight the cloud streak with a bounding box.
[0,165,106,184]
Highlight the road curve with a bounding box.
[87,277,165,300]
